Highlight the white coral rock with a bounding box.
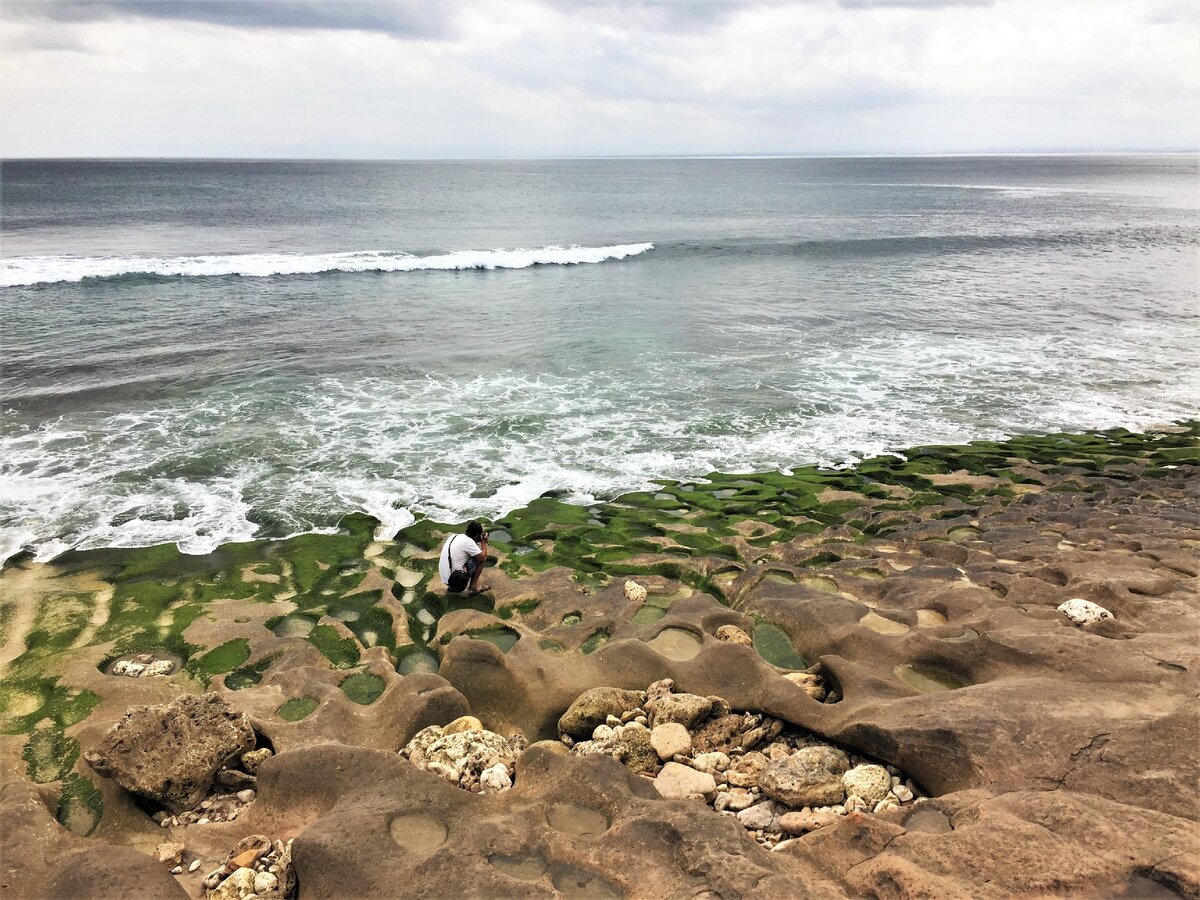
[1057,598,1113,627]
[624,580,648,603]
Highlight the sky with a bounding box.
[1,0,1198,158]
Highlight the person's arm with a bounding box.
[474,533,488,564]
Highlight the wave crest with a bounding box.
[0,242,655,287]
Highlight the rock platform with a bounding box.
[0,424,1197,898]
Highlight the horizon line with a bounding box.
[3,150,1198,164]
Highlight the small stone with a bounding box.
[654,762,717,801]
[253,871,278,895]
[650,723,693,761]
[623,721,648,733]
[843,764,893,804]
[715,624,753,646]
[634,716,648,727]
[778,809,839,834]
[624,580,648,602]
[1057,598,1113,627]
[714,790,756,812]
[171,865,183,875]
[225,835,272,872]
[760,746,848,808]
[558,687,647,738]
[197,817,210,825]
[144,659,174,677]
[782,671,827,702]
[650,693,713,730]
[211,867,256,900]
[217,769,257,790]
[160,818,172,828]
[895,785,914,802]
[692,752,730,775]
[605,714,622,727]
[736,801,778,831]
[765,742,791,762]
[200,799,213,809]
[237,789,257,803]
[479,763,512,793]
[189,859,202,873]
[155,841,186,868]
[203,869,225,890]
[240,748,273,774]
[560,734,574,747]
[592,724,614,741]
[874,798,899,814]
[443,715,484,734]
[725,751,768,788]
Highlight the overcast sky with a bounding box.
[1,0,1197,158]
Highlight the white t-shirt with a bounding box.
[439,534,482,583]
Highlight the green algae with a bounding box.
[306,624,361,668]
[466,625,520,653]
[341,671,386,704]
[752,622,807,670]
[189,638,250,683]
[23,726,80,783]
[56,772,102,836]
[580,629,609,654]
[225,652,280,690]
[0,677,100,735]
[277,697,319,721]
[631,605,666,624]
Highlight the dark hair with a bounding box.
[465,521,484,540]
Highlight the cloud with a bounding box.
[1,1,457,39]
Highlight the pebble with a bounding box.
[592,724,614,741]
[634,716,648,726]
[605,714,622,727]
[171,865,183,875]
[189,860,202,873]
[237,789,257,803]
[736,801,778,832]
[895,785,914,802]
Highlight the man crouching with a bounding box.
[439,520,490,595]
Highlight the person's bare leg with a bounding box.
[469,551,489,593]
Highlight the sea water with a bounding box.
[1,156,1197,564]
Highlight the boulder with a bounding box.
[649,693,713,730]
[654,762,717,801]
[84,693,255,814]
[423,729,514,783]
[650,723,692,761]
[1057,598,1114,627]
[759,746,849,808]
[843,764,892,804]
[558,688,646,738]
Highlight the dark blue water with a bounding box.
[2,156,1197,563]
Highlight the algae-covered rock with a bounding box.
[558,687,646,738]
[84,693,254,813]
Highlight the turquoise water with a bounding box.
[1,156,1197,564]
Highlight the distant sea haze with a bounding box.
[1,155,1197,565]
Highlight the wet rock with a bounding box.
[84,693,255,814]
[236,789,257,803]
[558,688,647,738]
[654,762,717,801]
[1058,598,1114,626]
[715,625,753,646]
[624,580,648,602]
[650,723,692,761]
[760,746,849,808]
[843,764,892,804]
[649,693,713,730]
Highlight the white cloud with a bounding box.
[0,0,1196,156]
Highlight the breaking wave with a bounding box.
[0,243,655,287]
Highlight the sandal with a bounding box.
[469,585,492,595]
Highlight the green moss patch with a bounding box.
[56,773,102,836]
[306,624,361,668]
[277,697,319,721]
[340,671,386,705]
[188,638,250,683]
[23,726,80,783]
[752,622,807,670]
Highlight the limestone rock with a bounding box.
[715,624,753,646]
[782,671,827,702]
[843,764,892,804]
[253,871,279,896]
[225,834,271,872]
[1057,598,1114,627]
[623,580,648,603]
[649,693,713,730]
[401,725,445,767]
[240,748,273,774]
[154,841,185,868]
[654,762,717,801]
[714,790,756,812]
[778,809,839,834]
[725,751,768,788]
[84,693,255,814]
[211,867,257,900]
[691,714,746,754]
[443,715,483,734]
[423,729,515,787]
[558,688,646,738]
[736,800,779,831]
[692,751,729,775]
[479,763,512,793]
[759,746,849,808]
[650,723,692,761]
[614,728,659,775]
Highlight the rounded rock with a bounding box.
[650,723,693,761]
[842,764,892,804]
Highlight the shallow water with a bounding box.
[2,156,1197,564]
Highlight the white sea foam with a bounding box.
[0,243,655,287]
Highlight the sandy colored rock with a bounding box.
[715,624,753,646]
[558,687,647,738]
[442,715,483,734]
[778,809,840,834]
[154,841,185,868]
[84,693,255,814]
[624,580,648,602]
[240,748,273,774]
[760,746,849,808]
[649,692,713,729]
[725,750,768,788]
[654,761,718,801]
[650,722,692,761]
[211,867,257,900]
[843,764,892,804]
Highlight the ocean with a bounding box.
[1,155,1197,565]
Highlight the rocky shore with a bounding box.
[1,424,1198,898]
